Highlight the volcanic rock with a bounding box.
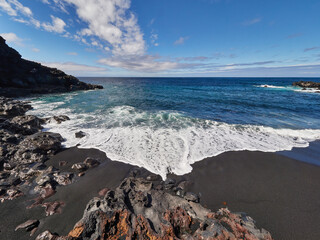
[75,131,86,138]
[15,219,39,232]
[293,81,320,89]
[41,177,273,240]
[0,36,103,97]
[84,157,100,168]
[45,115,70,124]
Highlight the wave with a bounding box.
[28,102,320,180]
[257,84,320,93]
[257,84,287,89]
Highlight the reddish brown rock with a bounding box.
[42,201,65,216]
[47,177,273,240]
[15,219,39,232]
[98,188,110,197]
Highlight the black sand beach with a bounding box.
[1,145,319,239]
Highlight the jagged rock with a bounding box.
[98,188,110,197]
[75,131,86,138]
[35,174,52,186]
[54,177,273,240]
[35,230,59,240]
[59,161,67,167]
[53,172,73,186]
[15,219,39,232]
[184,192,200,203]
[72,163,87,172]
[146,173,162,181]
[19,132,64,154]
[84,157,100,168]
[0,172,10,179]
[3,162,14,170]
[293,81,320,89]
[0,97,32,116]
[45,115,70,124]
[164,177,176,189]
[0,36,103,97]
[42,201,65,216]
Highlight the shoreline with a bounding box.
[1,143,320,239]
[0,96,319,240]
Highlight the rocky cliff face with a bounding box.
[0,36,102,97]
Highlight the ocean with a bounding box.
[27,77,320,179]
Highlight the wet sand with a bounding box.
[169,150,320,240]
[1,146,320,239]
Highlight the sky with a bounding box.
[0,0,319,77]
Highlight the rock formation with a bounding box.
[36,177,273,240]
[293,81,320,89]
[0,36,103,97]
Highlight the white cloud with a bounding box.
[174,36,189,45]
[150,33,158,46]
[0,32,23,45]
[0,0,17,16]
[242,17,262,26]
[98,55,198,72]
[67,52,77,55]
[42,15,66,33]
[43,61,107,74]
[32,47,40,52]
[9,0,32,16]
[63,0,145,57]
[0,0,32,16]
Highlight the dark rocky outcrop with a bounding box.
[293,81,320,89]
[36,177,273,240]
[0,36,103,97]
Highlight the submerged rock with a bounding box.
[45,115,70,124]
[75,131,86,138]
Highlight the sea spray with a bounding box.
[28,100,320,180]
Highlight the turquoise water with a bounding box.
[27,78,320,178]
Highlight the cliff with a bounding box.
[0,36,102,97]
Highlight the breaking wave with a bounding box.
[28,100,320,180]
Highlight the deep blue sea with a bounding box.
[27,78,320,178]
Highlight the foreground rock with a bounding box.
[37,177,273,240]
[293,81,320,89]
[0,36,103,97]
[0,97,68,203]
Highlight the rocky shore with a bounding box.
[292,81,320,90]
[0,36,275,239]
[0,36,102,97]
[0,96,273,239]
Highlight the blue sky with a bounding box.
[0,0,319,77]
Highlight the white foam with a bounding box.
[257,84,287,89]
[28,102,320,180]
[257,84,320,94]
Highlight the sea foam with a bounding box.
[28,100,320,179]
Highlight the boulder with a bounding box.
[19,132,64,154]
[184,192,200,203]
[84,157,100,168]
[45,115,70,124]
[71,163,87,171]
[15,219,39,232]
[50,177,273,240]
[75,131,86,138]
[293,81,320,89]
